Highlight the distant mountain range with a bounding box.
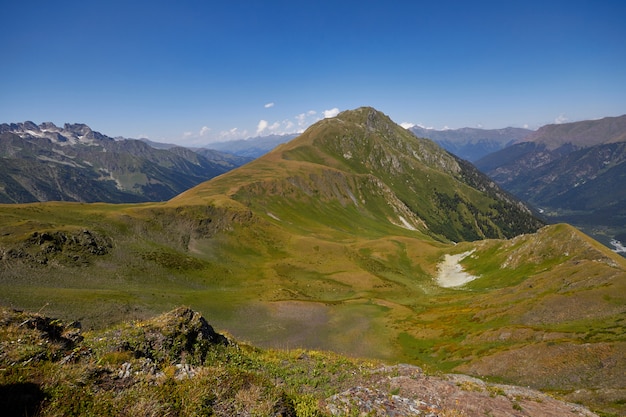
[409,126,533,162]
[0,122,251,203]
[475,114,626,252]
[519,115,626,149]
[205,134,299,158]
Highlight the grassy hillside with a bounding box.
[1,200,624,414]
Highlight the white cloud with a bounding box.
[255,119,295,136]
[268,121,280,131]
[256,119,269,135]
[400,122,415,129]
[554,113,569,124]
[296,111,318,129]
[190,106,341,143]
[323,108,340,118]
[219,127,248,141]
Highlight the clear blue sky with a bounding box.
[2,0,625,146]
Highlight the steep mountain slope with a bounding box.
[494,142,626,209]
[0,108,624,415]
[475,115,626,253]
[409,125,532,161]
[0,122,249,203]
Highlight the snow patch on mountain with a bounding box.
[610,239,626,254]
[436,250,478,288]
[5,121,109,146]
[397,216,417,231]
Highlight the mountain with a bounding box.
[0,108,624,415]
[475,114,626,253]
[0,122,250,203]
[174,107,543,243]
[205,133,298,158]
[409,125,532,161]
[520,114,626,150]
[194,147,254,168]
[138,137,181,149]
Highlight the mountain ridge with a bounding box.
[203,122,533,163]
[519,114,626,150]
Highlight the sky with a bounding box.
[2,0,625,146]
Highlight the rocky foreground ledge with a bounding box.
[0,306,598,416]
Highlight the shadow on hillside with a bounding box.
[0,382,45,417]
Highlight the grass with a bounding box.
[1,205,623,380]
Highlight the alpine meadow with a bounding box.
[1,108,625,416]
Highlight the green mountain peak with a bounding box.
[174,107,543,242]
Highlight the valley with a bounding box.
[475,115,626,256]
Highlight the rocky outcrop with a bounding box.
[0,229,112,266]
[115,306,229,364]
[0,307,83,365]
[324,365,599,417]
